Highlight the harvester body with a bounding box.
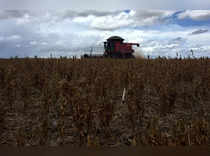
[104,36,139,58]
[83,36,139,58]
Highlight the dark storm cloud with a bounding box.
[178,10,210,21]
[190,29,208,35]
[135,10,169,18]
[171,37,186,43]
[0,10,31,19]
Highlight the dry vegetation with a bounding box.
[0,57,210,147]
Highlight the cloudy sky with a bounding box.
[0,0,210,58]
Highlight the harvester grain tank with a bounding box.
[83,36,140,58]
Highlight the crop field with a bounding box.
[0,57,210,147]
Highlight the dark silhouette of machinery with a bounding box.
[83,36,140,58]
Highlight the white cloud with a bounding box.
[29,41,37,45]
[202,45,210,51]
[0,35,22,41]
[0,9,210,58]
[55,40,65,46]
[91,11,134,30]
[16,13,31,25]
[163,44,179,49]
[41,42,48,45]
[178,10,210,20]
[16,44,21,48]
[72,11,135,30]
[134,10,174,26]
[71,10,174,30]
[8,35,21,40]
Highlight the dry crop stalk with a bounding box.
[121,88,126,104]
[1,58,210,146]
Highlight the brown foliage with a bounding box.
[0,57,210,147]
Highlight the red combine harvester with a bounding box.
[83,36,140,58]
